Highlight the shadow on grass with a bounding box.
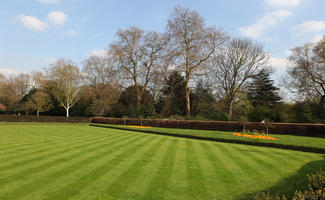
[241,155,325,200]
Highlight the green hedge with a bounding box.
[91,117,325,137]
[0,115,91,123]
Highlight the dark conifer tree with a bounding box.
[247,69,281,107]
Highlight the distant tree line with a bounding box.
[0,6,324,123]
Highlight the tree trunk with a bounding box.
[228,100,233,121]
[136,95,141,116]
[66,107,69,118]
[185,76,191,117]
[37,109,39,117]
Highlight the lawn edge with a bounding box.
[90,124,325,154]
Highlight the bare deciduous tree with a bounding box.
[285,37,325,104]
[29,90,52,116]
[109,26,166,114]
[213,38,269,120]
[0,73,31,112]
[46,58,82,117]
[167,6,227,116]
[82,55,115,88]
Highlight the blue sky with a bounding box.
[1,0,325,82]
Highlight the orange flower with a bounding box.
[119,125,152,128]
[232,133,279,140]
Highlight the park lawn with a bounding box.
[0,124,324,200]
[94,123,325,151]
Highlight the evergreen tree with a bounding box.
[156,71,187,117]
[247,69,281,107]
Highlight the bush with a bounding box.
[253,192,287,200]
[292,170,325,200]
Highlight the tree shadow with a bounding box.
[240,155,325,200]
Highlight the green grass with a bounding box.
[94,123,325,152]
[0,124,324,200]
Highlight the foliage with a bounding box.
[111,85,155,118]
[292,170,325,200]
[156,71,187,117]
[248,68,281,107]
[253,192,287,200]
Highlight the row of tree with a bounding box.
[0,6,324,123]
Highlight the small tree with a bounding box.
[46,58,82,117]
[29,90,52,116]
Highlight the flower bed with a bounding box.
[118,125,152,128]
[232,132,279,140]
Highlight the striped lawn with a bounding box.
[0,124,324,200]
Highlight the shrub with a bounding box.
[292,170,325,200]
[253,192,287,200]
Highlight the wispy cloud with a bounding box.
[47,11,67,26]
[18,15,49,32]
[239,10,291,38]
[293,20,325,33]
[88,49,107,57]
[269,55,291,69]
[264,0,300,8]
[0,68,21,76]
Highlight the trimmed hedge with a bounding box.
[91,117,325,137]
[0,115,91,123]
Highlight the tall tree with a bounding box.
[213,38,269,120]
[167,6,227,117]
[46,58,82,117]
[247,68,281,107]
[285,36,325,104]
[109,27,166,115]
[82,55,115,88]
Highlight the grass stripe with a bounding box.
[0,132,131,186]
[0,132,103,157]
[185,140,208,200]
[40,135,159,200]
[211,143,260,188]
[0,132,118,165]
[99,136,167,200]
[0,134,146,200]
[0,132,126,173]
[198,141,240,199]
[143,139,178,200]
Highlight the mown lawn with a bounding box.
[0,124,324,200]
[94,123,325,151]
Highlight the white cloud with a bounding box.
[265,0,300,7]
[38,0,59,3]
[239,10,291,38]
[18,15,49,32]
[46,57,57,64]
[47,11,67,26]
[294,20,325,33]
[88,49,107,57]
[66,29,77,36]
[0,68,21,76]
[269,56,291,69]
